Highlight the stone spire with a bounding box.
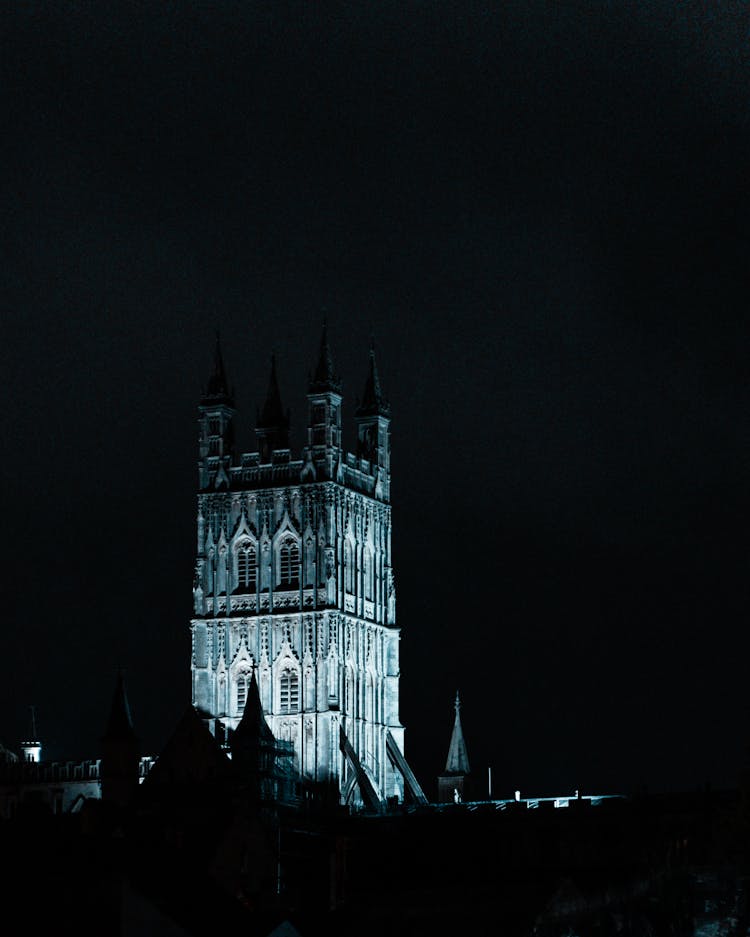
[230,668,290,800]
[256,354,290,462]
[198,332,235,489]
[354,341,391,484]
[101,667,140,808]
[309,320,341,394]
[356,341,390,418]
[232,668,275,750]
[203,330,233,404]
[106,668,134,737]
[444,690,470,774]
[258,354,287,429]
[307,321,343,477]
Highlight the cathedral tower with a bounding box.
[190,327,424,809]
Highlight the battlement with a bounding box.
[201,446,387,500]
[0,755,156,785]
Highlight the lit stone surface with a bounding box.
[190,332,413,806]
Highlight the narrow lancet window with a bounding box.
[344,541,354,593]
[363,547,373,600]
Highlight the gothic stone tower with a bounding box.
[190,328,421,808]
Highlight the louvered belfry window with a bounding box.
[237,674,248,714]
[279,669,299,714]
[237,544,257,589]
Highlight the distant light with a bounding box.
[514,789,520,801]
[21,742,41,763]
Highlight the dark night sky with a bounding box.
[2,2,750,800]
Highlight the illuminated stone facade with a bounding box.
[190,328,410,806]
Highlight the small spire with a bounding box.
[356,340,390,418]
[309,319,341,394]
[203,330,233,403]
[256,354,289,449]
[232,668,276,748]
[105,666,135,737]
[257,353,289,431]
[444,690,470,774]
[21,706,41,763]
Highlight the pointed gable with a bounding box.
[141,706,231,789]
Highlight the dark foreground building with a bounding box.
[2,333,749,934]
[1,667,749,936]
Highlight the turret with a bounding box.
[256,354,290,465]
[355,342,391,484]
[198,332,235,490]
[306,322,342,479]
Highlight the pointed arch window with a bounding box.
[236,673,250,715]
[279,668,300,714]
[344,541,354,593]
[279,537,300,588]
[363,547,373,601]
[236,543,257,591]
[345,667,355,716]
[365,672,375,722]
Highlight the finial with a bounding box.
[455,690,460,712]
